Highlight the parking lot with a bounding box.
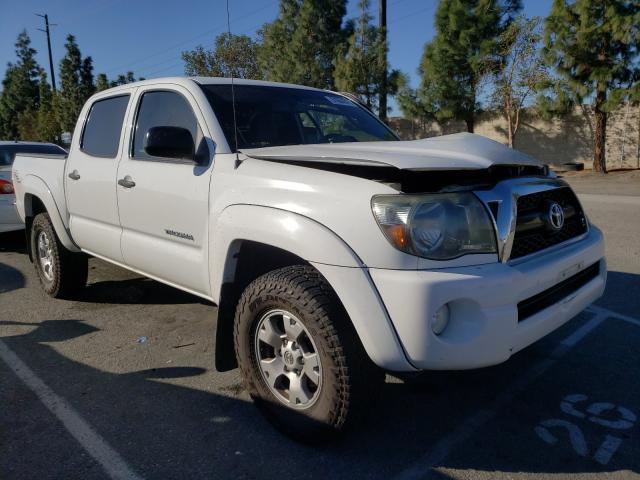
[1,177,639,480]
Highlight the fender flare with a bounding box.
[20,174,79,252]
[210,205,414,371]
[210,204,363,301]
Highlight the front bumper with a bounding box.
[0,196,23,233]
[369,226,606,370]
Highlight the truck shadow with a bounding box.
[0,230,27,254]
[80,277,210,306]
[0,262,25,293]
[1,291,638,479]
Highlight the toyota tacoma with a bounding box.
[11,77,606,441]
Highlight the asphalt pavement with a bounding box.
[1,184,639,480]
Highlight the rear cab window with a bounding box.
[0,144,67,166]
[81,95,130,158]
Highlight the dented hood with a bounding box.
[240,132,541,171]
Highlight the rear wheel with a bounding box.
[234,265,381,443]
[31,213,87,298]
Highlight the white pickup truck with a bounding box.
[12,77,606,441]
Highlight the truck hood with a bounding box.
[240,132,541,171]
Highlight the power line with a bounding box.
[134,16,268,78]
[107,0,437,80]
[388,3,437,26]
[101,0,277,77]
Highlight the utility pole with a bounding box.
[378,0,388,122]
[36,13,57,91]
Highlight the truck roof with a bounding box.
[0,140,62,147]
[91,76,327,97]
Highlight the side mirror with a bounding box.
[144,126,194,160]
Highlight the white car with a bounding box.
[0,141,67,233]
[11,77,606,441]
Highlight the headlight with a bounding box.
[371,193,497,260]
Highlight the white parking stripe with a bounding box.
[394,312,608,480]
[0,339,142,480]
[587,304,640,327]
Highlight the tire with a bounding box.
[234,265,381,443]
[31,213,88,299]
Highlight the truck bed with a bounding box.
[12,153,69,227]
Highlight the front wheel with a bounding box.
[31,213,88,298]
[234,265,381,442]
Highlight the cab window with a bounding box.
[132,90,209,163]
[81,95,130,158]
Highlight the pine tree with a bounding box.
[395,72,434,125]
[80,56,95,99]
[258,0,349,89]
[57,34,94,134]
[0,30,41,139]
[334,0,386,110]
[56,35,105,134]
[543,0,640,173]
[109,71,138,87]
[417,0,521,132]
[182,33,263,79]
[36,70,61,143]
[95,73,109,92]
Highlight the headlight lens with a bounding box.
[371,193,497,260]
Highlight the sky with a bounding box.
[0,0,554,114]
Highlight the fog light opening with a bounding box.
[432,304,450,336]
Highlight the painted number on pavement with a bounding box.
[534,393,637,465]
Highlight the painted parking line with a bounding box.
[394,311,608,480]
[587,304,640,327]
[0,339,142,480]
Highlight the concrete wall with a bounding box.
[389,104,640,170]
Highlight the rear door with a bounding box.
[65,93,131,262]
[115,85,213,296]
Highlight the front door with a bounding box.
[65,93,132,262]
[116,86,213,296]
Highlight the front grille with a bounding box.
[510,187,587,259]
[518,262,600,322]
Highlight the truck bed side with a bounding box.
[12,153,79,251]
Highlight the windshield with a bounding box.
[0,144,67,166]
[199,84,398,151]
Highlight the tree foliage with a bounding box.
[334,0,388,111]
[0,30,41,139]
[490,16,549,147]
[543,0,640,172]
[95,73,110,92]
[258,0,348,89]
[0,30,141,143]
[57,34,95,133]
[395,72,434,124]
[417,0,521,132]
[183,33,263,79]
[35,71,61,143]
[109,71,138,87]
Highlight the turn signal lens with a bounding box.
[384,224,409,249]
[0,179,14,194]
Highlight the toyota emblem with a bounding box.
[547,202,565,231]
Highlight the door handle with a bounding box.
[118,176,136,189]
[68,170,80,180]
